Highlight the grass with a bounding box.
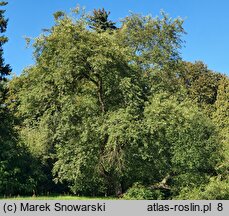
[0,195,117,200]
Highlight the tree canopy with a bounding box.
[2,6,229,199]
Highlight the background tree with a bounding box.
[0,1,42,196]
[88,8,117,32]
[0,0,14,194]
[0,0,11,117]
[212,76,229,179]
[0,1,11,81]
[179,61,223,116]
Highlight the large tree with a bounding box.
[9,8,224,198]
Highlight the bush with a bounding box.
[123,183,163,200]
[175,177,229,200]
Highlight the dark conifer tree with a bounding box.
[0,1,11,81]
[88,8,117,32]
[0,1,39,196]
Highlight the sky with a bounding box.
[4,0,229,76]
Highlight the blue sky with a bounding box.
[4,0,229,76]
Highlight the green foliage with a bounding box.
[213,76,229,142]
[10,10,143,195]
[88,8,117,31]
[53,116,106,196]
[53,11,65,21]
[123,183,162,200]
[119,11,184,69]
[179,61,223,116]
[142,93,222,189]
[176,178,229,200]
[212,76,229,177]
[7,7,227,199]
[0,84,43,195]
[0,1,11,80]
[0,2,45,196]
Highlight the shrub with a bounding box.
[123,183,163,200]
[175,177,229,200]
